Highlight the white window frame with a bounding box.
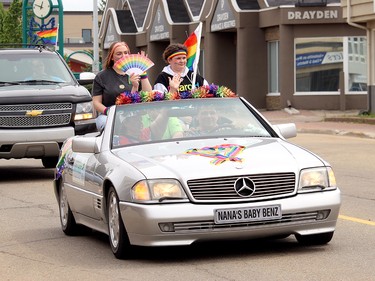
[267,40,279,95]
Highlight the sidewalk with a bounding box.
[261,108,375,139]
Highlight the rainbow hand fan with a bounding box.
[114,54,154,75]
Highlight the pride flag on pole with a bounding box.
[184,22,202,89]
[36,27,58,45]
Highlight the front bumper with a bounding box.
[120,189,341,246]
[0,127,74,159]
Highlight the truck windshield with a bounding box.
[0,53,74,84]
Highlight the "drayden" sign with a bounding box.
[288,10,338,20]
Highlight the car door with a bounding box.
[64,147,102,220]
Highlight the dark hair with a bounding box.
[104,41,130,69]
[162,43,187,63]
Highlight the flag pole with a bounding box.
[55,25,59,50]
[191,22,202,89]
[184,22,202,90]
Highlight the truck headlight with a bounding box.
[298,167,337,193]
[75,101,94,120]
[131,179,188,203]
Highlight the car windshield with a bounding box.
[111,98,272,148]
[0,52,74,84]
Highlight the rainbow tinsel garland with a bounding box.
[115,84,237,105]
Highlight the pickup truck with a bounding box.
[0,45,96,168]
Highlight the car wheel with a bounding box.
[42,156,59,168]
[59,181,78,235]
[107,186,131,259]
[295,231,334,245]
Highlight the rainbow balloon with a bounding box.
[114,54,154,75]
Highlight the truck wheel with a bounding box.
[42,156,58,168]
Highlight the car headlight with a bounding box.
[75,101,94,120]
[131,179,188,203]
[298,167,337,193]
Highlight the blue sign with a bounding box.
[296,52,326,68]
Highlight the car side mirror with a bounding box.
[273,123,297,139]
[77,72,96,86]
[72,136,99,153]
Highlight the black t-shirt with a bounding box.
[154,70,205,92]
[92,68,135,107]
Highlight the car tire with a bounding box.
[42,156,59,168]
[295,231,334,245]
[59,181,79,235]
[107,186,131,259]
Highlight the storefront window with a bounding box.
[268,41,279,93]
[295,37,367,93]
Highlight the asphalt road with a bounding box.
[0,133,374,281]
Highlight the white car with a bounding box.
[54,87,341,259]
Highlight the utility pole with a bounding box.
[93,0,100,73]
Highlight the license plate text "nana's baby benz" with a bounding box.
[214,205,282,224]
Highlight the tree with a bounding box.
[0,3,6,41]
[0,0,22,44]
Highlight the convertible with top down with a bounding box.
[53,85,341,259]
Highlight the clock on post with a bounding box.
[32,0,53,19]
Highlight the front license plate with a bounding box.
[214,205,282,224]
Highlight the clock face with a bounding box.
[33,0,52,19]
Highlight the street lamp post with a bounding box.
[93,0,100,73]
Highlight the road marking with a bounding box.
[339,215,375,226]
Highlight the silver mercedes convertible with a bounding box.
[54,90,341,259]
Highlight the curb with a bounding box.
[297,128,375,139]
[325,117,375,125]
[262,109,375,139]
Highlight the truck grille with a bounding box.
[187,172,296,201]
[0,103,72,112]
[0,114,71,127]
[0,103,73,128]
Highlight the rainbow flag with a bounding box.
[184,22,202,74]
[37,27,58,45]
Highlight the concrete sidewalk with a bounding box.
[261,108,375,139]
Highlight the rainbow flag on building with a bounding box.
[184,22,202,72]
[36,27,58,45]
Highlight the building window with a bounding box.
[347,37,367,91]
[82,29,92,43]
[268,41,279,93]
[295,37,367,93]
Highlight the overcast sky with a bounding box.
[61,0,95,11]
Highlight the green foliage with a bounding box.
[0,4,5,39]
[0,0,22,44]
[359,112,375,118]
